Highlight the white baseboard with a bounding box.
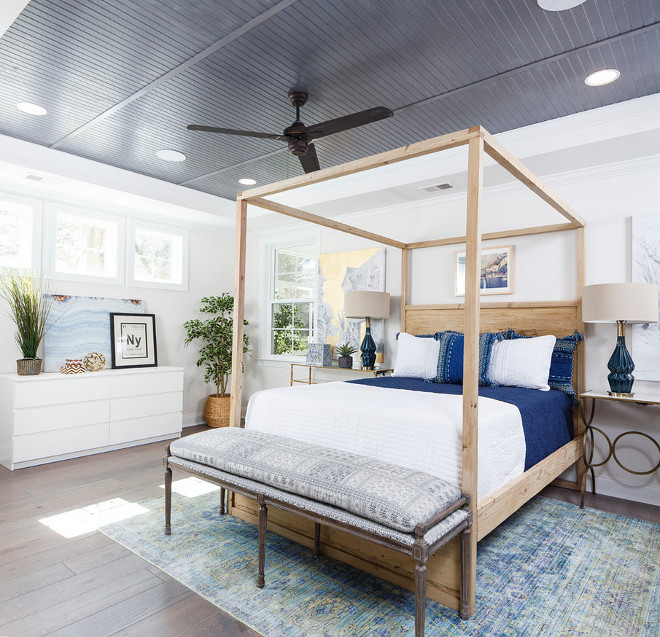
[591,475,660,506]
[183,412,205,428]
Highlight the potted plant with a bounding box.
[184,294,249,428]
[337,342,357,369]
[0,271,52,375]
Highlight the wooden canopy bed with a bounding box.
[227,125,586,616]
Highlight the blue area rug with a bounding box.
[100,492,660,636]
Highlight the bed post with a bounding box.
[230,197,248,430]
[462,129,484,616]
[401,247,409,330]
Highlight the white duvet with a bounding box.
[245,381,525,500]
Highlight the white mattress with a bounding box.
[245,381,525,500]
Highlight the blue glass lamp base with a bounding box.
[360,327,377,370]
[607,334,635,396]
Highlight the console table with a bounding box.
[290,363,393,386]
[579,390,660,507]
[0,366,183,470]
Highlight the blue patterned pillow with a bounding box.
[434,331,504,386]
[503,330,584,402]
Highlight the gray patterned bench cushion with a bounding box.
[170,428,462,533]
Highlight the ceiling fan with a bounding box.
[187,90,394,174]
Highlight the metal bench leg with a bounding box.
[413,539,429,637]
[459,526,471,619]
[257,495,267,588]
[314,522,321,557]
[164,454,172,536]
[219,487,226,515]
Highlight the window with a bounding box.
[0,194,41,270]
[45,204,123,283]
[269,242,317,357]
[127,221,188,290]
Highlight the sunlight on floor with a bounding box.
[159,476,220,497]
[39,498,150,538]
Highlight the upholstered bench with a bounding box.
[164,428,472,636]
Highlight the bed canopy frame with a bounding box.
[229,125,586,616]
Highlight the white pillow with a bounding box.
[393,333,440,380]
[487,335,556,391]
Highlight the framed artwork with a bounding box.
[44,295,144,372]
[632,211,660,381]
[316,248,386,364]
[110,313,157,368]
[455,246,513,296]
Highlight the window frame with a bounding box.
[260,234,319,362]
[44,202,125,285]
[126,219,189,291]
[0,192,43,272]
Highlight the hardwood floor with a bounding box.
[1,428,658,636]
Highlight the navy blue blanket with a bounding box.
[348,377,573,470]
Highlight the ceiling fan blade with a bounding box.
[298,143,320,173]
[187,124,287,141]
[304,106,393,140]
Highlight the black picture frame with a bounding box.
[110,313,158,368]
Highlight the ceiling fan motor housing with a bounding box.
[287,137,309,155]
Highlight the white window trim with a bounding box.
[0,192,43,273]
[259,231,320,362]
[43,202,125,285]
[126,219,189,291]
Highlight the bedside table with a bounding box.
[579,390,660,508]
[290,363,393,386]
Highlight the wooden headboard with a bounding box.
[404,301,579,338]
[404,300,584,411]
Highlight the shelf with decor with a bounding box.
[0,366,183,470]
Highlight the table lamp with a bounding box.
[344,291,390,370]
[582,282,659,396]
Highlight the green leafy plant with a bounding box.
[183,294,249,398]
[0,270,52,359]
[337,342,357,357]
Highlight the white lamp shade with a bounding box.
[582,282,659,324]
[344,291,390,319]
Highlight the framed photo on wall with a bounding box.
[455,246,514,296]
[110,313,158,368]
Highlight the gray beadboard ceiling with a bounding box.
[0,0,658,202]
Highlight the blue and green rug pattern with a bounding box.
[100,492,660,636]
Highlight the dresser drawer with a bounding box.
[110,371,183,398]
[108,412,182,445]
[110,392,183,421]
[13,400,111,435]
[14,376,109,408]
[13,424,109,463]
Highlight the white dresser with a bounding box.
[0,366,184,470]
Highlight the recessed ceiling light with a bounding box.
[156,149,186,162]
[16,102,47,116]
[584,69,621,87]
[537,0,586,10]
[238,178,257,186]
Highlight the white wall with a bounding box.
[241,98,660,505]
[0,139,236,427]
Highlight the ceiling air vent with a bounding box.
[25,174,45,182]
[420,182,454,193]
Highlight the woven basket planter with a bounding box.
[16,358,42,375]
[204,394,231,428]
